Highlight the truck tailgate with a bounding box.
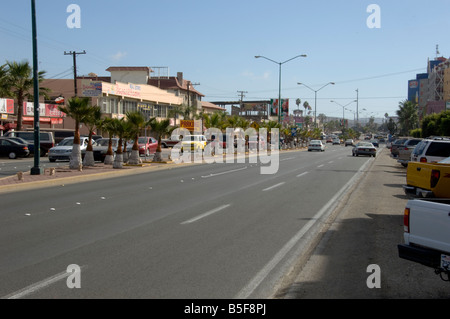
[405,199,450,253]
[406,162,432,188]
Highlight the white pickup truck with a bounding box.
[398,198,450,282]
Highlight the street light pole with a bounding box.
[255,55,307,148]
[298,82,335,128]
[330,100,357,131]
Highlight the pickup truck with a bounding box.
[398,198,450,282]
[403,158,450,198]
[161,136,181,148]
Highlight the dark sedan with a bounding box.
[352,142,377,157]
[0,138,30,159]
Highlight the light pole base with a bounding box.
[30,167,44,175]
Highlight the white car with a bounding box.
[308,140,325,152]
[48,136,91,162]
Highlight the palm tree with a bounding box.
[58,97,91,169]
[126,111,146,165]
[148,118,173,162]
[110,118,127,169]
[4,60,50,131]
[82,106,102,166]
[101,117,116,165]
[397,100,419,136]
[0,64,9,97]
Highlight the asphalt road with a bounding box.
[0,144,377,299]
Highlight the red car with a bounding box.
[138,136,158,156]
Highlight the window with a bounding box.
[426,142,450,157]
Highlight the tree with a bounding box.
[168,105,184,126]
[396,100,419,136]
[110,118,128,169]
[58,97,91,169]
[126,111,147,165]
[0,64,9,97]
[82,106,102,166]
[101,117,116,165]
[4,60,50,131]
[148,118,173,162]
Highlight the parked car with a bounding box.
[92,138,131,162]
[137,136,158,156]
[396,138,423,167]
[390,138,409,158]
[4,130,54,156]
[4,137,32,152]
[352,142,377,157]
[48,136,92,162]
[308,140,325,152]
[344,139,354,147]
[0,137,30,159]
[410,138,450,164]
[181,135,207,152]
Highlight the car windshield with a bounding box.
[138,137,148,143]
[97,139,118,147]
[58,138,74,146]
[358,142,373,147]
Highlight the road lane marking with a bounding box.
[3,266,87,299]
[317,164,324,168]
[201,166,247,178]
[262,182,285,192]
[328,161,334,164]
[235,157,373,299]
[181,204,231,224]
[296,172,309,178]
[280,157,295,162]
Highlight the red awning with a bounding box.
[4,123,16,130]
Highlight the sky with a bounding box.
[1,0,449,120]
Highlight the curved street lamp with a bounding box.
[298,82,335,128]
[255,55,307,125]
[330,100,357,129]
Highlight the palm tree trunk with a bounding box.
[128,136,142,164]
[70,120,82,169]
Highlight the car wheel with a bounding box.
[49,158,56,162]
[8,152,17,159]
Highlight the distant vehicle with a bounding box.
[161,136,181,148]
[181,135,207,153]
[0,137,30,159]
[332,138,340,145]
[308,140,325,152]
[137,136,158,156]
[390,138,410,158]
[326,136,333,143]
[48,136,92,162]
[396,138,423,167]
[344,139,354,147]
[352,142,377,157]
[4,130,54,156]
[370,139,379,147]
[92,138,132,162]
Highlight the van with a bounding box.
[410,138,450,163]
[4,131,55,156]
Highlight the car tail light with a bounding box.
[430,170,440,188]
[420,157,427,163]
[404,207,410,233]
[404,147,408,151]
[23,146,28,150]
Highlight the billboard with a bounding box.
[270,99,289,117]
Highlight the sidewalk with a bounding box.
[278,147,450,299]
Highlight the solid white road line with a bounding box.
[235,157,373,299]
[181,204,231,224]
[262,182,285,192]
[3,266,86,299]
[317,164,324,168]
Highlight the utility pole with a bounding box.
[64,50,86,96]
[237,90,247,116]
